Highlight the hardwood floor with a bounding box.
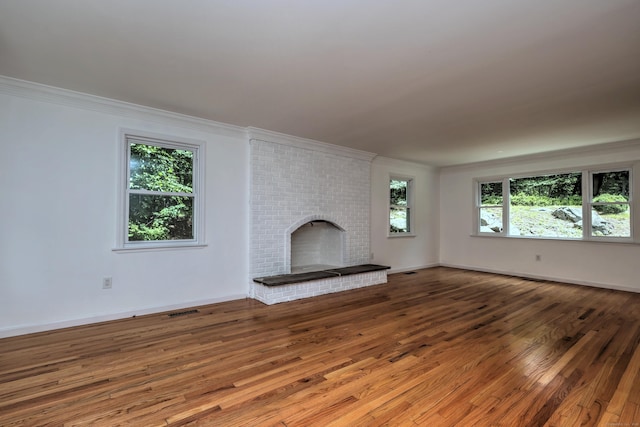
[1,267,640,426]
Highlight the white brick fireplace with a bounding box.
[248,128,386,303]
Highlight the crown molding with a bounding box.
[0,75,246,138]
[441,138,640,172]
[373,155,438,170]
[246,127,377,162]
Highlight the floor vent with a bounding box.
[168,309,199,318]
[404,271,417,275]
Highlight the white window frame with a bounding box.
[473,162,638,243]
[115,130,206,251]
[389,175,415,237]
[476,179,507,236]
[587,168,633,241]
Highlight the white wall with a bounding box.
[440,141,640,292]
[0,80,250,337]
[4,76,638,338]
[371,157,440,272]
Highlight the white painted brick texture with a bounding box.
[251,271,388,305]
[250,139,371,278]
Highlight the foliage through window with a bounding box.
[476,167,633,240]
[479,181,503,233]
[590,170,630,237]
[123,135,202,247]
[510,172,582,238]
[390,178,412,234]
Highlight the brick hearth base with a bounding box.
[251,269,388,305]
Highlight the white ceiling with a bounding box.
[1,0,639,166]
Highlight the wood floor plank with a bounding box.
[1,267,640,426]
[605,338,640,417]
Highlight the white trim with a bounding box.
[634,162,640,244]
[116,129,207,250]
[474,178,507,236]
[373,155,437,170]
[438,263,640,294]
[387,233,417,238]
[441,138,640,172]
[2,76,637,171]
[388,174,415,237]
[586,168,633,242]
[470,233,638,245]
[112,244,208,253]
[0,294,247,339]
[0,75,246,138]
[246,127,377,162]
[387,263,439,274]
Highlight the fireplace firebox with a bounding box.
[290,220,345,273]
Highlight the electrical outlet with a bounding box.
[102,277,112,289]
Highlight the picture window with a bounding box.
[475,166,634,242]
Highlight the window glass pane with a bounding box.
[129,142,194,193]
[129,195,194,241]
[509,173,582,238]
[592,171,630,200]
[591,170,631,237]
[480,182,502,206]
[390,206,408,233]
[480,207,502,233]
[390,180,408,206]
[591,207,630,237]
[390,179,411,233]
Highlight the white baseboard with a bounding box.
[0,294,247,339]
[438,263,640,294]
[5,265,637,339]
[388,263,439,274]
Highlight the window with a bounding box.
[475,165,634,241]
[119,132,205,249]
[509,172,582,238]
[589,170,631,238]
[390,177,413,235]
[478,181,504,233]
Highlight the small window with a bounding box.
[589,170,631,238]
[478,181,503,234]
[119,133,204,249]
[389,177,413,235]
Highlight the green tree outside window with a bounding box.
[127,140,196,242]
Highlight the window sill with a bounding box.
[113,244,208,253]
[388,233,416,238]
[471,233,637,244]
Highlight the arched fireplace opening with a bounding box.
[290,220,345,273]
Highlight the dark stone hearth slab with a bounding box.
[253,271,339,286]
[253,264,390,287]
[326,264,391,275]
